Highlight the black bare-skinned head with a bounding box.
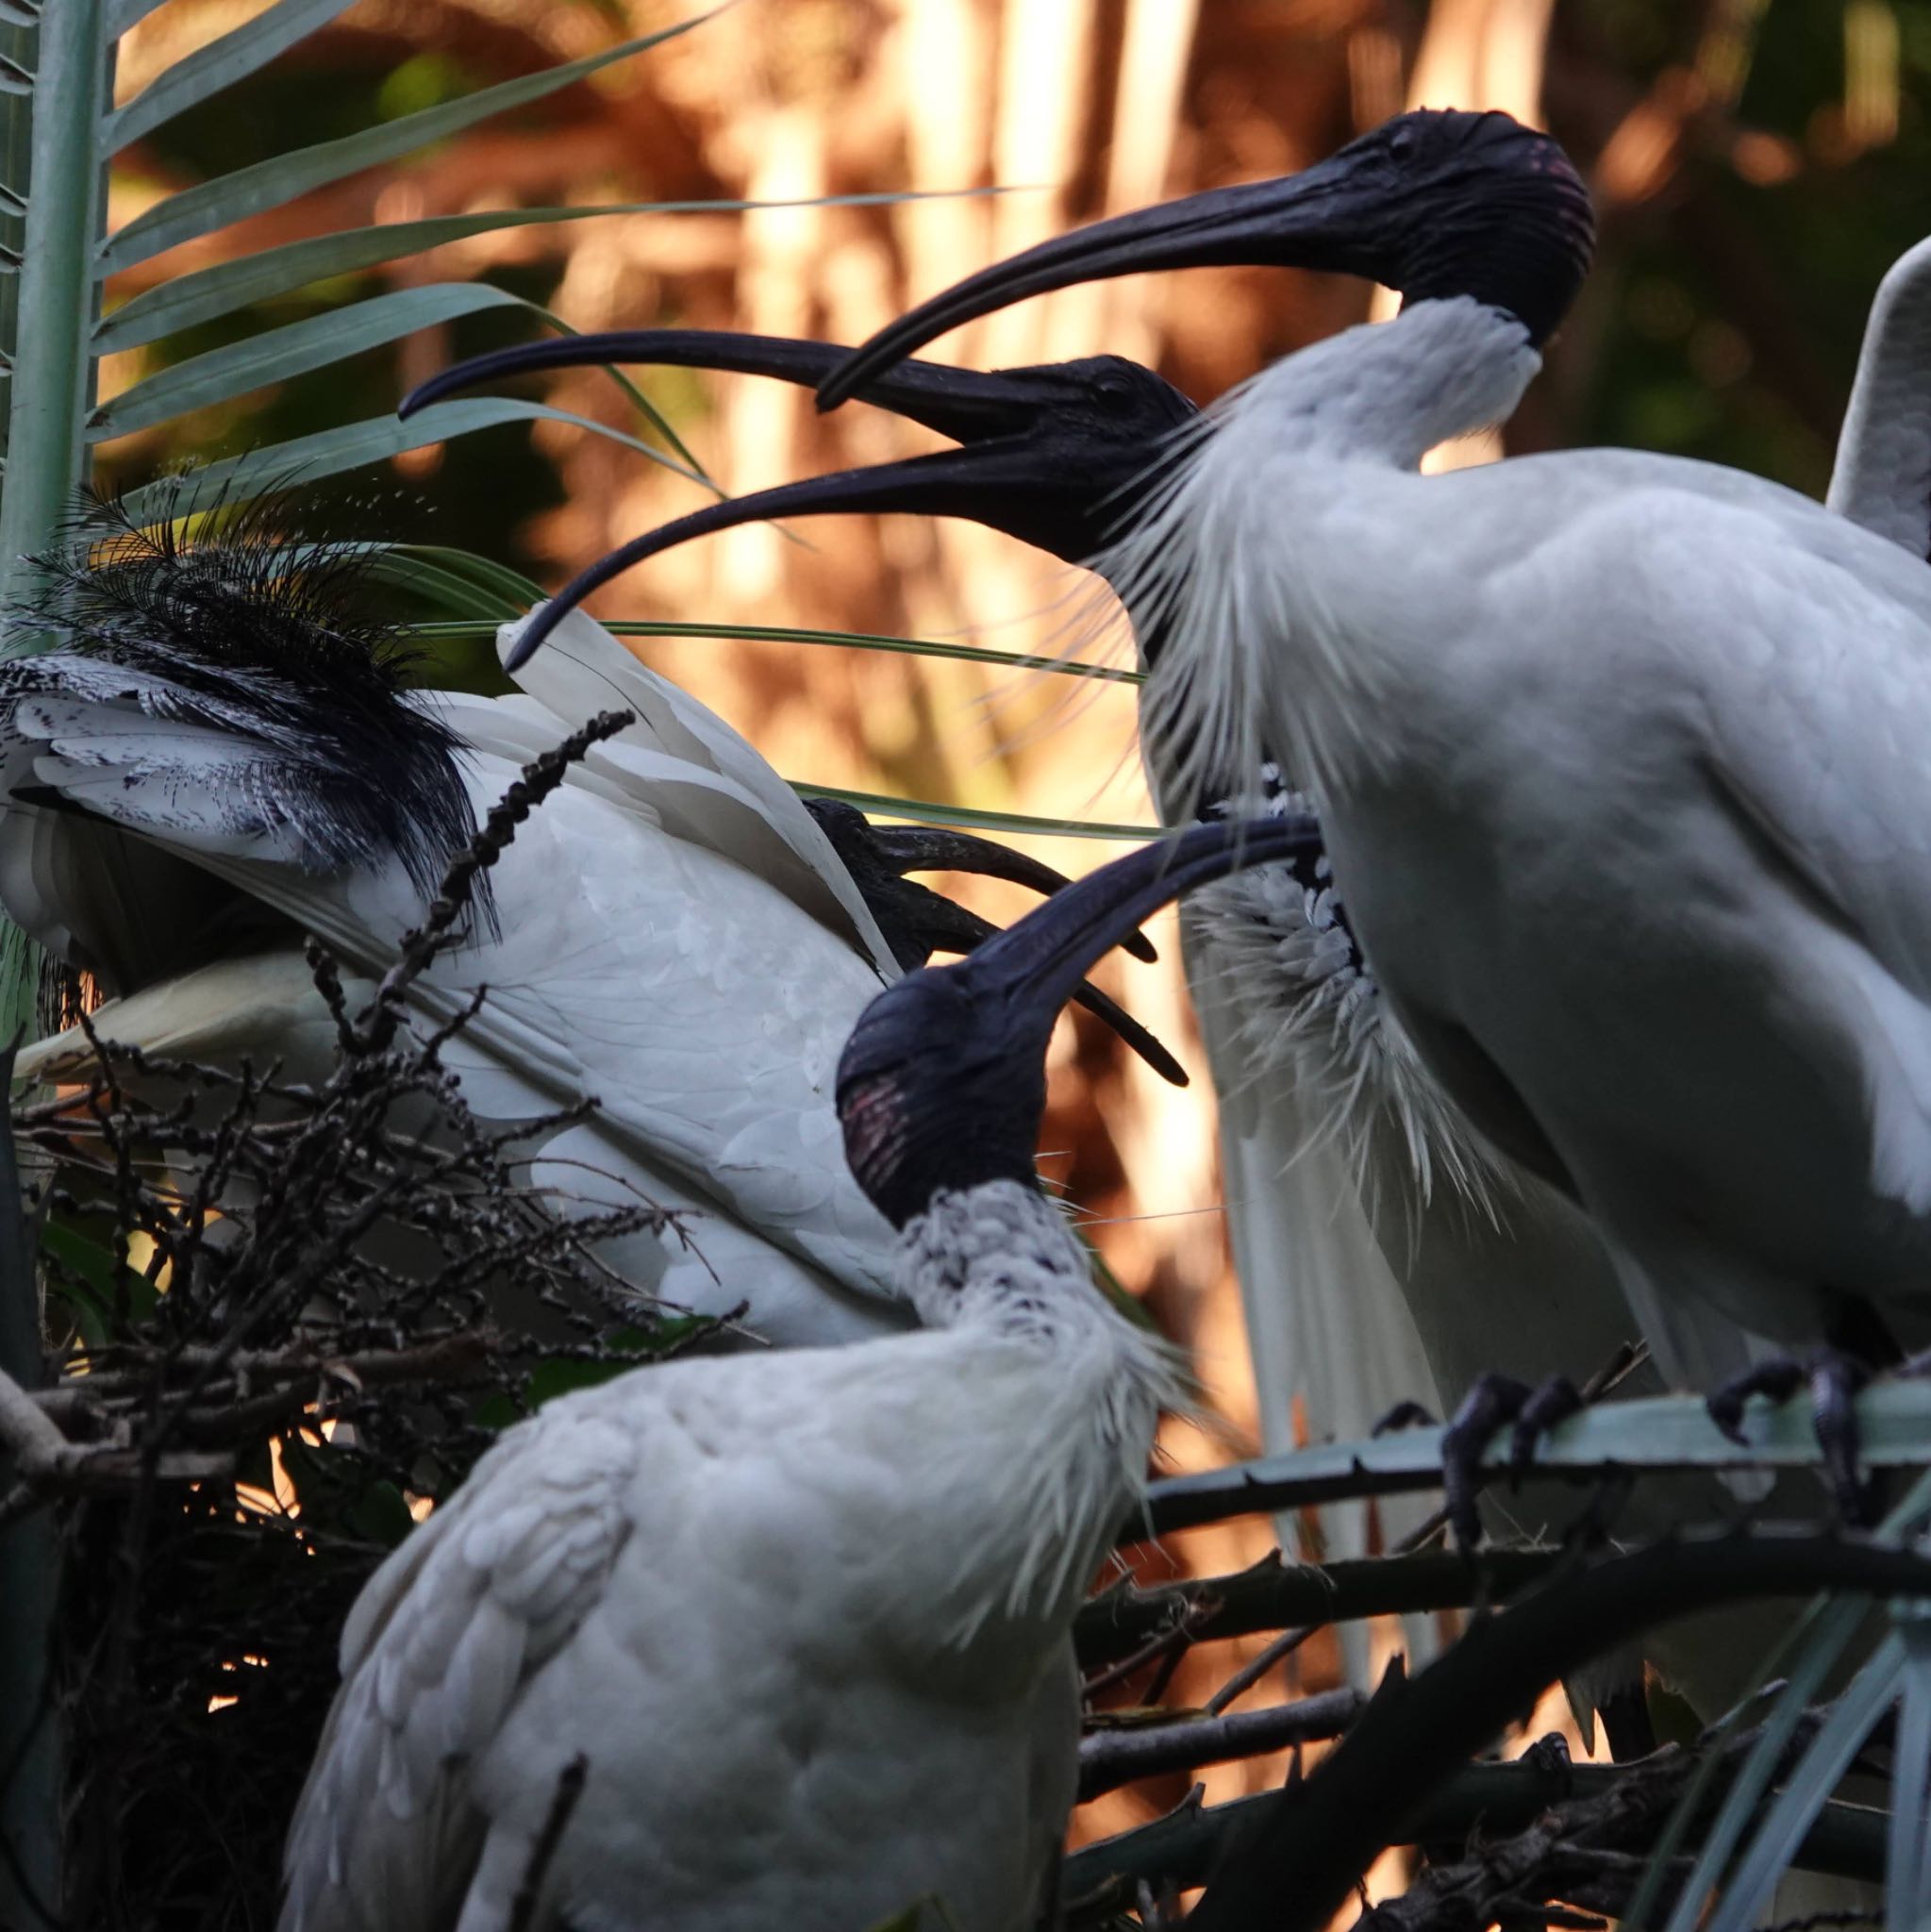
[400,332,1196,671]
[836,815,1323,1228]
[818,108,1594,409]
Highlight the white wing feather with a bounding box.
[281,1408,640,1932]
[2,612,912,1331]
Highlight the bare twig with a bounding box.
[1076,1549,1557,1668]
[1078,1689,1364,1801]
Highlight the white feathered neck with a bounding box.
[895,1179,1182,1640]
[1105,297,1540,816]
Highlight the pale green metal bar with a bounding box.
[0,0,105,629]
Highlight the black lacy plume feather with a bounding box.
[19,478,495,933]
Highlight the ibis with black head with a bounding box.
[823,105,1931,1509]
[275,813,1312,1932]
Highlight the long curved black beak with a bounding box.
[399,328,1061,442]
[865,824,1156,960]
[500,440,1049,671]
[838,815,1321,1224]
[962,816,1319,1035]
[411,329,1092,675]
[818,158,1370,410]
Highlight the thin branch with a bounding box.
[1065,1755,1884,1919]
[1078,1688,1365,1801]
[1076,1549,1557,1667]
[0,1360,69,1473]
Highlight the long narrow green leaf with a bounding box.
[114,395,701,524]
[1641,1603,1872,1932]
[108,0,169,36]
[91,281,529,437]
[616,621,1141,681]
[793,785,1156,841]
[100,8,716,273]
[383,544,546,610]
[107,0,360,152]
[354,544,545,622]
[360,553,516,624]
[1627,1464,1931,1932]
[94,190,996,356]
[1885,1607,1931,1932]
[401,616,1143,682]
[1704,1641,1902,1932]
[0,0,108,637]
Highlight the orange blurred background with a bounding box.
[97,0,1931,1874]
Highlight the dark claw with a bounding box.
[1705,1357,1806,1445]
[1508,1374,1582,1485]
[1440,1373,1532,1551]
[1810,1355,1873,1524]
[864,824,1157,962]
[1373,1399,1436,1435]
[1706,1351,1873,1523]
[1518,1730,1573,1787]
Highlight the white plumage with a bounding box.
[813,115,1931,1757]
[1829,233,1931,556]
[1120,293,1931,1391]
[4,591,914,1344]
[280,1190,1162,1932]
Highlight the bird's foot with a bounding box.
[1518,1730,1574,1789]
[1371,1399,1435,1435]
[1440,1372,1582,1550]
[1706,1351,1873,1524]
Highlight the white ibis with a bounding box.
[275,814,1307,1932]
[822,106,1931,1517]
[0,495,1177,1348]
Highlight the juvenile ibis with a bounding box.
[823,106,1931,1509]
[1,494,1175,1347]
[275,813,1309,1932]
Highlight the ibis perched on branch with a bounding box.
[0,490,1175,1347]
[823,105,1931,1510]
[276,814,1307,1932]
